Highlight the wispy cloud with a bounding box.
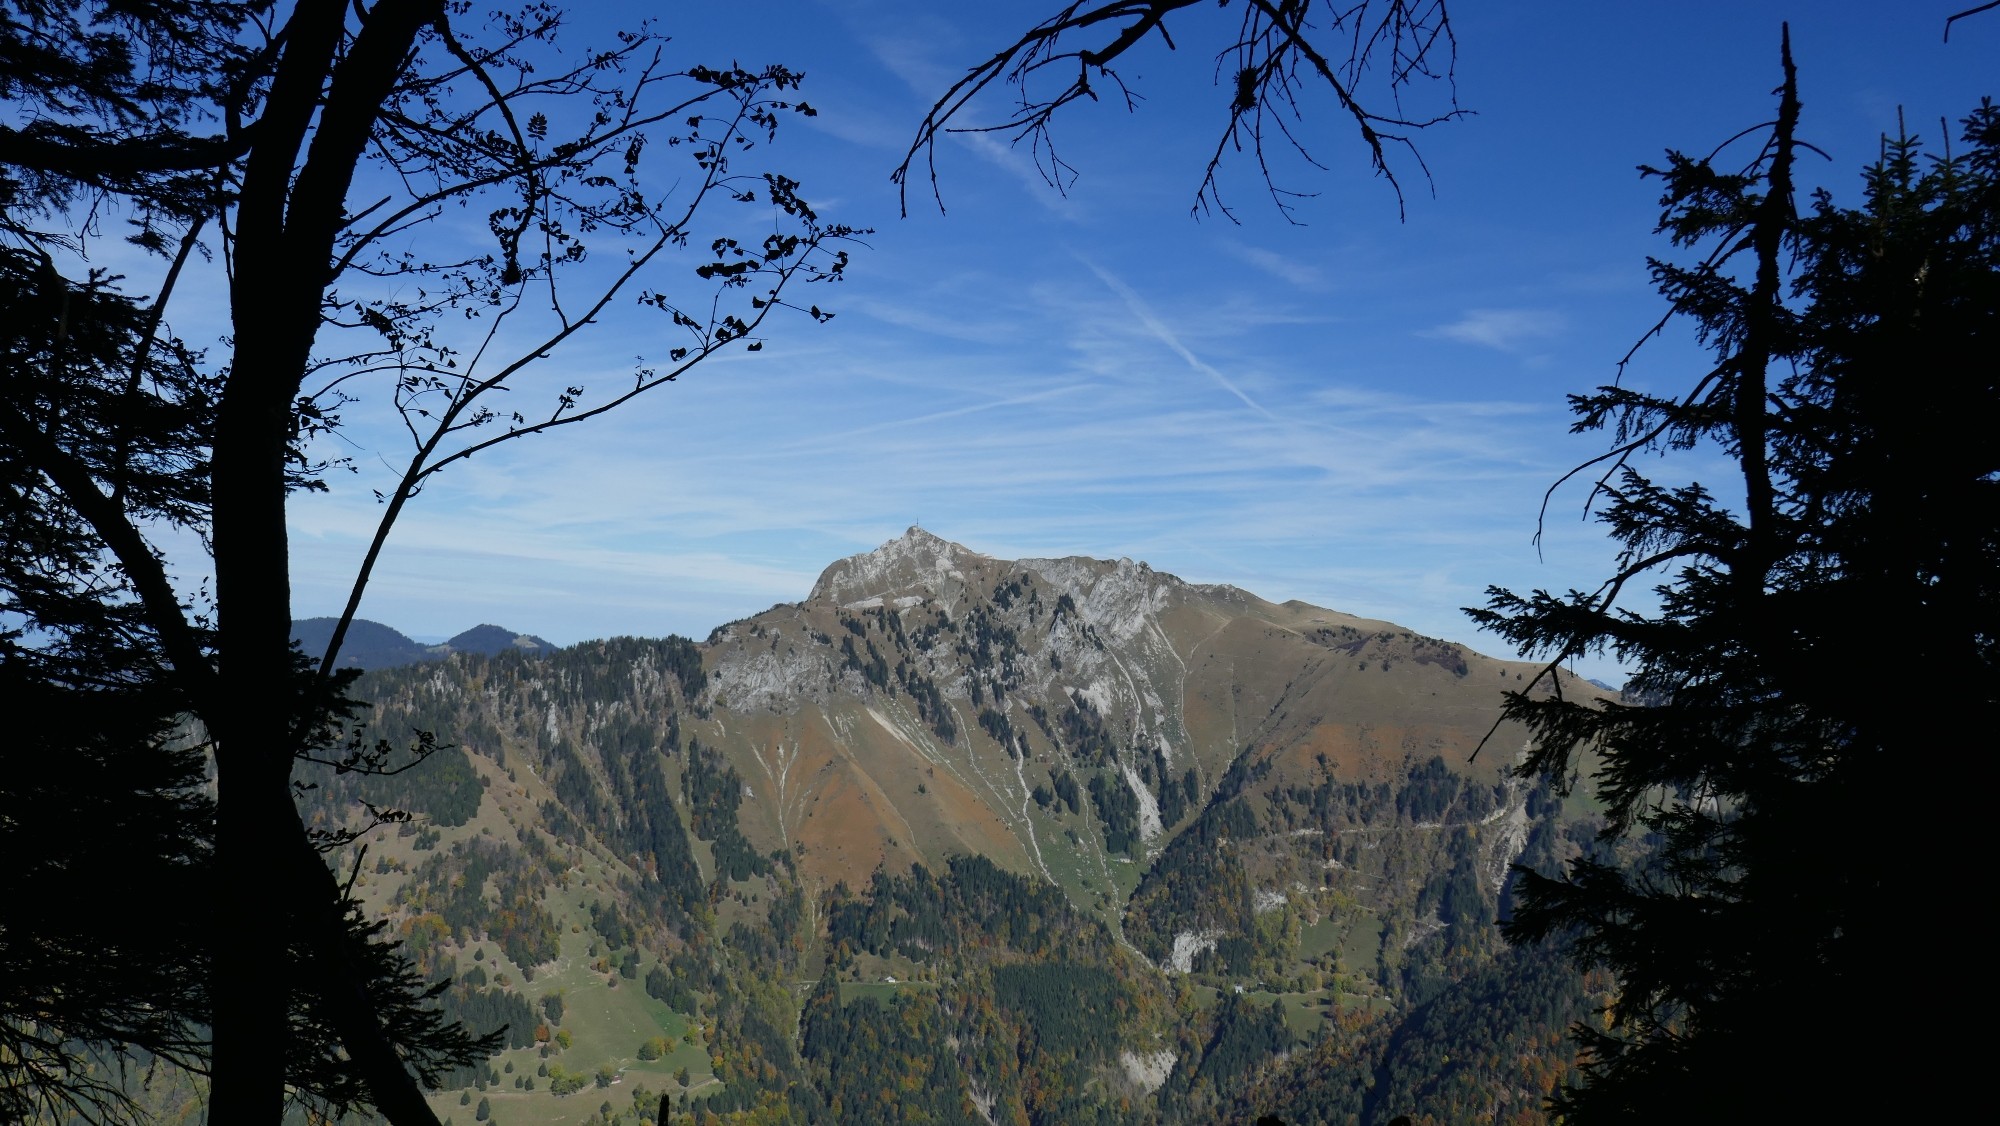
[1218,240,1325,289]
[1423,308,1566,352]
[863,27,1083,220]
[775,384,1094,453]
[800,103,908,150]
[863,28,963,97]
[838,292,1024,343]
[1080,258,1278,420]
[952,131,1084,220]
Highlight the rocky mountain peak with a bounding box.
[808,526,988,607]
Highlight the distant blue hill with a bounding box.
[445,623,555,658]
[291,618,552,670]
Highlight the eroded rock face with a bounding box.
[808,526,985,607]
[691,529,1600,970]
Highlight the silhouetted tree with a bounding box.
[0,669,209,1123]
[1473,35,1998,1121]
[0,224,499,1122]
[0,661,497,1125]
[0,2,849,1121]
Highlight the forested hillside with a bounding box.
[285,532,1606,1124]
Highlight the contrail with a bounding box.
[1081,257,1279,421]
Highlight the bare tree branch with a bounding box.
[893,0,1463,220]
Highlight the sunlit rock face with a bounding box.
[317,529,1606,1124]
[696,528,1596,952]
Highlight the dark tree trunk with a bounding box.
[205,3,446,1121]
[207,309,310,1124]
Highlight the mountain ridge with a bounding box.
[297,527,1604,1123]
[693,527,1597,912]
[290,616,553,669]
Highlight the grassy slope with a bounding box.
[322,746,716,1120]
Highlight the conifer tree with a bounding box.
[1474,36,1997,1120]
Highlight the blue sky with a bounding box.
[267,1,1994,678]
